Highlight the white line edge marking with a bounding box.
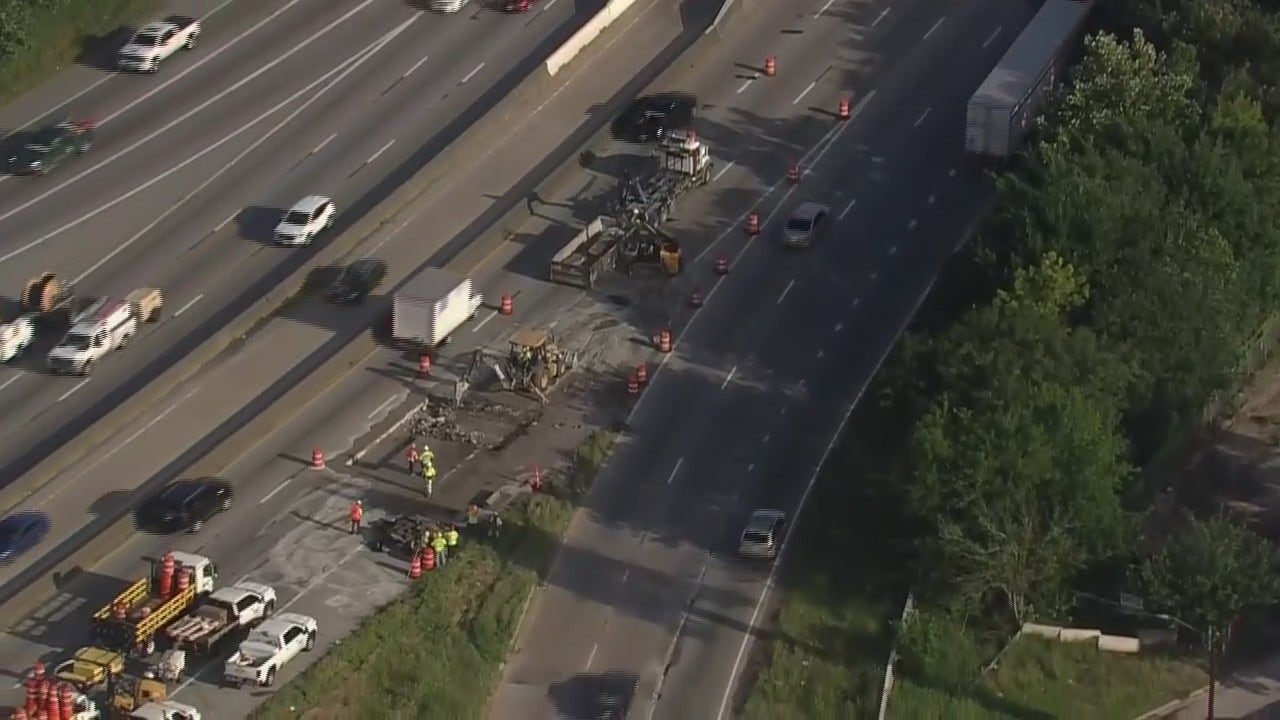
[872,6,890,27]
[736,79,753,94]
[545,0,560,9]
[461,62,485,84]
[259,477,294,505]
[834,322,844,332]
[815,0,837,18]
[214,211,237,233]
[792,81,817,105]
[0,373,24,393]
[924,16,945,40]
[366,139,396,166]
[173,294,203,317]
[368,393,399,420]
[720,366,737,390]
[914,107,931,127]
[472,310,498,332]
[58,379,90,403]
[312,133,337,156]
[713,160,735,181]
[404,53,430,77]
[982,25,1002,48]
[68,22,413,284]
[0,0,375,234]
[776,279,795,305]
[839,197,857,220]
[714,264,947,720]
[666,457,684,485]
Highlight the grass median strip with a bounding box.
[0,0,162,105]
[251,430,617,719]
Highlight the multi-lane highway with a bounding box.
[0,0,603,483]
[489,0,1038,717]
[0,0,719,710]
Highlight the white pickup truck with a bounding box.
[167,581,277,654]
[117,17,200,73]
[127,700,202,720]
[223,612,317,687]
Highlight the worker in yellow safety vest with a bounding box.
[445,525,459,551]
[431,531,449,567]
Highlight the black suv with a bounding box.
[137,478,233,533]
[8,121,95,175]
[326,257,387,305]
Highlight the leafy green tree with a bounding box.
[1140,514,1280,645]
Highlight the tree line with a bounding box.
[879,0,1280,653]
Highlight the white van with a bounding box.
[430,0,472,12]
[47,298,138,375]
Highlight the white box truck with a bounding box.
[392,268,483,347]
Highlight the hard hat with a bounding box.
[355,500,362,505]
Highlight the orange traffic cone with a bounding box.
[787,161,799,183]
[418,353,432,376]
[627,373,640,395]
[837,97,851,120]
[689,288,703,307]
[311,448,325,470]
[763,56,777,77]
[636,363,648,384]
[745,212,760,235]
[500,293,514,315]
[715,256,730,275]
[656,329,673,353]
[408,551,422,579]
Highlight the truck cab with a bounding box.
[47,298,137,375]
[223,613,317,687]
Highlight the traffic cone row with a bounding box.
[19,675,77,720]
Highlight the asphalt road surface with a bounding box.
[0,0,604,484]
[489,0,1040,718]
[0,0,722,703]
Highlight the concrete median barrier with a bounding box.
[546,0,640,76]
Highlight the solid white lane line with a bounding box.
[461,62,485,84]
[66,22,413,284]
[776,279,795,305]
[815,0,837,18]
[872,7,890,27]
[258,477,294,505]
[471,310,497,332]
[365,139,395,166]
[839,197,857,220]
[792,81,817,105]
[721,366,737,390]
[545,0,560,9]
[404,53,430,77]
[58,379,90,403]
[924,16,945,40]
[368,394,399,420]
[0,373,24,393]
[736,79,753,94]
[983,26,1002,48]
[312,132,337,156]
[666,458,684,485]
[914,107,931,127]
[214,211,237,233]
[111,386,201,457]
[713,160,735,181]
[0,0,373,228]
[173,294,203,317]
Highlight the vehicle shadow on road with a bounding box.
[237,206,284,245]
[74,26,134,74]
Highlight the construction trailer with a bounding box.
[964,0,1095,160]
[548,130,710,289]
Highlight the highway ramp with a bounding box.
[488,0,1040,717]
[0,0,606,488]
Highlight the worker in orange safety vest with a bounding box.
[349,500,363,534]
[406,444,420,475]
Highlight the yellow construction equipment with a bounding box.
[108,671,169,714]
[54,646,125,691]
[455,328,579,405]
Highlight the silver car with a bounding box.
[738,509,788,559]
[781,202,831,248]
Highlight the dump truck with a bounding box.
[92,551,218,656]
[964,0,1094,160]
[165,582,276,654]
[55,646,125,691]
[392,268,483,347]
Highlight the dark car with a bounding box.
[505,0,533,10]
[327,258,387,305]
[0,513,50,563]
[137,478,233,533]
[8,121,95,175]
[611,93,696,143]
